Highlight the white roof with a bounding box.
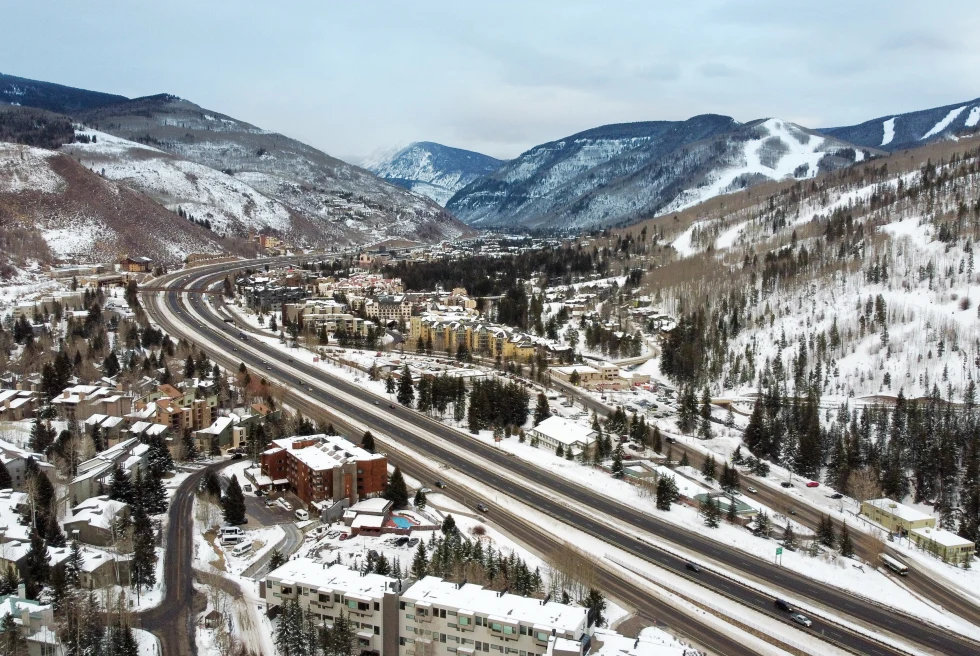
[352,514,386,529]
[66,495,128,531]
[349,498,392,515]
[552,365,599,376]
[910,527,975,547]
[402,576,587,631]
[531,416,597,447]
[864,499,934,523]
[270,434,382,472]
[266,560,396,598]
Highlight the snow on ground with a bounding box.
[881,117,897,147]
[0,142,63,194]
[714,221,746,250]
[43,223,107,259]
[671,222,700,257]
[920,105,968,140]
[133,629,161,656]
[593,626,701,656]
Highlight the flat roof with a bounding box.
[863,499,934,523]
[910,527,975,547]
[402,576,587,631]
[266,560,396,598]
[531,416,596,446]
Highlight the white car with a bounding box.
[791,613,812,627]
[277,498,293,511]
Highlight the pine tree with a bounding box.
[222,475,247,525]
[818,514,836,548]
[414,488,427,511]
[534,393,551,426]
[702,496,720,528]
[108,464,133,503]
[441,514,457,535]
[397,364,415,407]
[701,455,716,482]
[839,522,854,557]
[268,549,286,571]
[783,523,797,550]
[583,587,607,627]
[652,426,663,453]
[131,502,157,596]
[361,431,376,453]
[726,496,738,523]
[411,541,429,579]
[0,612,28,656]
[383,467,409,508]
[23,529,50,598]
[698,387,713,439]
[66,540,83,589]
[611,444,624,478]
[656,475,678,511]
[0,460,12,490]
[385,374,396,395]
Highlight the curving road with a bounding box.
[144,258,980,656]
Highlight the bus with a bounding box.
[880,553,910,576]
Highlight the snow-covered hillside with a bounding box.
[821,96,980,152]
[368,141,504,206]
[448,115,873,232]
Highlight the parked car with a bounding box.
[685,562,701,573]
[277,498,293,511]
[830,493,843,499]
[295,509,309,521]
[395,536,409,546]
[339,533,349,541]
[407,538,419,547]
[774,599,793,612]
[780,481,793,488]
[791,613,812,627]
[231,541,253,557]
[788,508,797,515]
[265,498,276,507]
[806,481,819,488]
[746,486,758,494]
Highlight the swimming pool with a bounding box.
[391,516,414,529]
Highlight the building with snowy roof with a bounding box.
[62,496,130,546]
[401,576,594,656]
[0,585,60,656]
[260,434,387,507]
[528,416,597,457]
[67,438,150,505]
[860,498,936,534]
[909,526,975,563]
[0,439,54,490]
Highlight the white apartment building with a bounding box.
[399,577,592,656]
[263,560,402,656]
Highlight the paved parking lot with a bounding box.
[244,490,304,526]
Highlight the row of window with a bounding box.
[407,608,548,642]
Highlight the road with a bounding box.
[147,258,980,656]
[138,460,235,656]
[241,523,304,579]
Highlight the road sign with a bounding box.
[776,547,783,555]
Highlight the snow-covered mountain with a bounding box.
[367,142,505,206]
[447,116,874,231]
[819,97,980,152]
[0,142,225,265]
[73,95,472,247]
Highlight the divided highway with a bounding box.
[145,259,980,656]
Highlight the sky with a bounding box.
[3,1,980,163]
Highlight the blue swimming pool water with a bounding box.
[391,516,413,529]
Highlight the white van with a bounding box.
[231,541,252,557]
[219,527,245,545]
[295,509,309,521]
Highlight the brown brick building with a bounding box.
[260,434,387,508]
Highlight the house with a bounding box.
[120,256,153,273]
[528,416,597,457]
[68,438,150,506]
[0,440,55,490]
[260,434,387,508]
[343,498,394,536]
[62,496,130,547]
[263,560,400,656]
[0,489,31,544]
[0,585,61,656]
[0,390,37,422]
[860,498,936,535]
[400,576,594,656]
[909,527,976,563]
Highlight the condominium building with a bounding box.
[263,560,401,656]
[260,434,388,507]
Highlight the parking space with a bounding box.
[244,489,306,526]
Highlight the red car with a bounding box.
[339,533,349,541]
[806,481,819,488]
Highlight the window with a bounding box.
[407,614,415,620]
[503,626,515,635]
[448,623,458,629]
[319,594,330,603]
[348,600,358,609]
[375,626,380,635]
[491,622,503,633]
[520,626,527,636]
[449,611,458,617]
[535,632,550,642]
[440,609,448,619]
[335,594,341,602]
[375,602,380,611]
[507,649,518,654]
[400,638,406,646]
[281,587,293,595]
[459,617,471,626]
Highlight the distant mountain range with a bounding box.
[445,115,877,231]
[821,97,980,152]
[0,74,472,263]
[367,142,505,206]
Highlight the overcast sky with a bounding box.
[4,1,979,163]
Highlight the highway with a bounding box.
[146,258,980,656]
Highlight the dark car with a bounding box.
[476,503,489,513]
[780,481,793,488]
[434,480,447,489]
[395,536,409,546]
[408,538,419,547]
[774,599,793,612]
[685,562,701,573]
[830,493,843,499]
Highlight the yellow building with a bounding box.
[860,498,936,534]
[909,527,975,562]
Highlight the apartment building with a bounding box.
[262,563,594,656]
[400,576,593,656]
[51,385,133,423]
[260,434,387,507]
[263,560,401,656]
[67,438,150,505]
[860,498,936,535]
[367,295,413,325]
[527,417,597,457]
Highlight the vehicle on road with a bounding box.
[374,400,379,405]
[239,332,248,340]
[791,613,812,627]
[780,481,793,488]
[295,509,309,521]
[476,503,489,513]
[746,486,758,493]
[774,599,793,612]
[288,358,294,362]
[277,498,293,511]
[881,553,910,576]
[830,493,843,499]
[265,498,276,507]
[788,508,797,515]
[307,387,314,392]
[434,480,447,489]
[685,562,701,573]
[806,481,819,488]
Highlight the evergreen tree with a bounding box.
[698,387,713,439]
[131,502,157,596]
[414,488,427,511]
[0,460,11,490]
[0,612,28,656]
[361,431,376,453]
[701,496,720,528]
[103,352,121,377]
[533,393,551,426]
[441,515,457,535]
[818,514,836,548]
[383,467,409,508]
[783,523,797,550]
[23,529,50,598]
[411,541,429,579]
[221,475,247,525]
[839,522,854,557]
[656,475,679,511]
[201,469,223,500]
[397,364,415,407]
[268,549,286,571]
[701,455,716,482]
[726,496,738,523]
[582,587,607,628]
[385,375,396,395]
[611,443,624,478]
[108,464,134,503]
[66,540,83,588]
[652,426,663,453]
